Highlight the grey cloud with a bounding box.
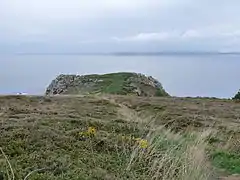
[1,0,240,53]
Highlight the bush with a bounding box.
[233,90,240,100]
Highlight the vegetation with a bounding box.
[233,90,240,100]
[0,95,239,179]
[95,72,134,95]
[211,151,240,174]
[155,89,169,97]
[45,72,169,97]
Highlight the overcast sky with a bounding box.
[1,0,240,53]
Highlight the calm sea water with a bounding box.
[1,54,240,98]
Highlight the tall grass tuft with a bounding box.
[122,128,212,180]
[115,103,212,180]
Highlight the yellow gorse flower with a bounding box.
[136,139,148,149]
[87,126,96,136]
[79,126,96,139]
[121,135,149,149]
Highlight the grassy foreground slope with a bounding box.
[0,95,240,180]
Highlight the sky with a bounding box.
[1,0,240,53]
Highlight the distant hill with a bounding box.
[45,72,169,97]
[15,51,240,56]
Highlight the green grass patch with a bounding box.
[211,151,240,174]
[155,88,169,97]
[98,72,134,95]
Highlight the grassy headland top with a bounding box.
[45,72,169,97]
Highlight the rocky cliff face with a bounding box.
[45,72,169,97]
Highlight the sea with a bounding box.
[1,54,240,98]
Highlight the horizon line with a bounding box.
[13,51,240,56]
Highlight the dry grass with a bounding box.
[0,147,15,180]
[0,95,239,179]
[123,130,211,180]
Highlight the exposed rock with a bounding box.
[45,72,169,97]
